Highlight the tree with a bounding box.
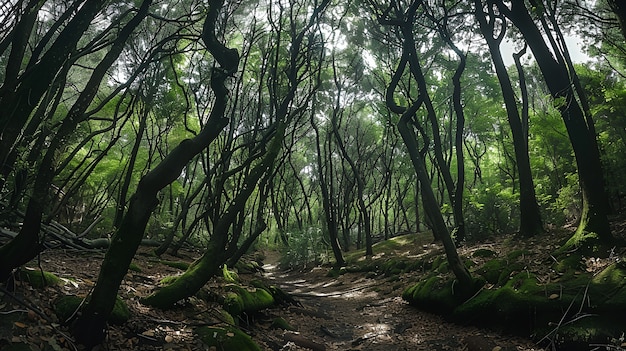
[372,0,478,296]
[494,0,614,250]
[474,0,544,237]
[72,0,239,345]
[0,0,152,281]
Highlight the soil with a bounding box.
[0,244,545,351]
[254,250,543,351]
[6,217,626,351]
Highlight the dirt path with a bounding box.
[256,253,543,351]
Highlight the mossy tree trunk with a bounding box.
[495,0,613,245]
[72,1,239,346]
[142,122,288,308]
[142,0,332,305]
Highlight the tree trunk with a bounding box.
[397,115,475,292]
[0,0,151,282]
[311,116,345,266]
[143,121,287,308]
[72,1,238,346]
[475,0,544,237]
[497,0,612,245]
[379,2,477,295]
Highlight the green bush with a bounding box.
[279,226,329,268]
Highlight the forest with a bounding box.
[1,0,626,350]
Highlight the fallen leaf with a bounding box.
[14,321,27,328]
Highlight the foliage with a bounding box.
[279,227,330,269]
[464,184,519,240]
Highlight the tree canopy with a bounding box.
[1,0,626,349]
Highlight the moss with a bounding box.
[17,268,60,288]
[128,262,142,272]
[381,258,410,276]
[222,265,239,283]
[545,315,626,349]
[159,275,178,286]
[404,259,427,273]
[591,262,626,310]
[553,253,583,273]
[271,317,295,330]
[496,262,525,286]
[476,259,506,284]
[219,309,235,325]
[223,285,274,317]
[506,249,532,260]
[195,326,261,351]
[250,281,299,306]
[54,295,84,323]
[54,295,130,325]
[591,261,626,285]
[160,260,190,270]
[402,276,459,314]
[559,231,612,256]
[472,249,497,258]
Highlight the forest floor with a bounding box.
[252,250,543,351]
[2,218,626,351]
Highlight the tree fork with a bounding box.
[72,1,239,347]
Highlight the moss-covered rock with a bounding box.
[195,325,261,351]
[402,275,459,314]
[17,268,60,288]
[54,295,130,325]
[250,280,300,306]
[476,259,506,284]
[223,285,274,317]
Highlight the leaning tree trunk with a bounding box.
[141,121,287,308]
[0,0,150,282]
[72,1,239,346]
[380,1,478,296]
[496,0,613,247]
[397,114,475,292]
